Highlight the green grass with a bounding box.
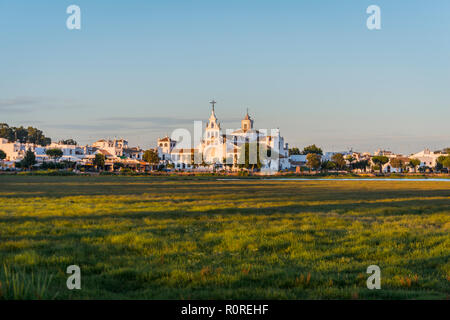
[0,176,449,299]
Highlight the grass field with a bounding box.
[0,175,449,299]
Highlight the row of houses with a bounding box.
[289,148,448,173]
[0,133,446,173]
[0,132,447,173]
[0,137,147,171]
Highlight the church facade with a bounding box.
[157,102,290,172]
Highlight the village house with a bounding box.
[410,148,446,169]
[92,139,128,157]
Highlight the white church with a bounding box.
[157,101,290,172]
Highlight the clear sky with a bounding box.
[1,0,449,154]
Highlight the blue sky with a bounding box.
[0,0,449,154]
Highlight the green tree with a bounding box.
[237,142,269,171]
[0,123,51,145]
[354,159,369,172]
[442,157,450,170]
[437,155,450,171]
[59,139,77,145]
[306,153,321,171]
[93,154,105,171]
[289,147,301,155]
[0,123,13,141]
[321,160,336,172]
[167,163,175,169]
[21,149,36,170]
[408,158,421,173]
[345,155,356,169]
[238,142,251,169]
[437,155,447,165]
[223,156,234,169]
[331,153,346,170]
[26,126,51,145]
[442,148,450,155]
[302,144,323,155]
[45,148,63,163]
[371,156,389,173]
[389,158,404,172]
[143,149,160,170]
[0,149,6,161]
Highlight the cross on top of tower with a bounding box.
[209,99,217,112]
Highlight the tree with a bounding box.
[21,149,36,170]
[437,155,450,171]
[408,158,420,173]
[238,142,251,169]
[0,149,6,169]
[26,126,51,145]
[223,156,234,169]
[143,149,160,170]
[302,144,323,155]
[59,139,77,145]
[93,154,105,171]
[389,158,404,172]
[442,148,450,155]
[353,159,369,172]
[238,142,261,171]
[306,153,321,171]
[371,156,389,173]
[345,155,356,169]
[331,153,346,170]
[289,147,301,155]
[167,163,175,169]
[46,148,63,163]
[237,142,271,171]
[321,160,336,172]
[0,124,13,141]
[0,123,51,145]
[442,157,450,171]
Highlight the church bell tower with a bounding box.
[241,109,253,132]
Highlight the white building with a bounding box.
[46,142,85,162]
[159,103,290,172]
[157,136,177,163]
[410,148,446,168]
[92,139,128,157]
[0,138,45,162]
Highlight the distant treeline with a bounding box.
[0,123,52,146]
